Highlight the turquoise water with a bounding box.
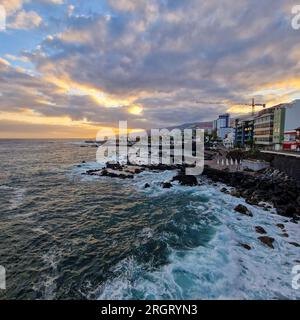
[0,140,299,300]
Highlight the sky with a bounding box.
[0,0,300,138]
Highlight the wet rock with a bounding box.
[276,223,285,230]
[134,168,143,174]
[86,169,101,176]
[284,206,297,217]
[144,183,150,189]
[255,226,267,234]
[82,161,86,164]
[106,162,123,171]
[280,233,289,238]
[246,197,259,206]
[143,163,181,171]
[290,218,299,224]
[124,166,145,175]
[203,166,300,219]
[172,174,198,186]
[230,190,241,198]
[258,202,273,209]
[161,182,173,189]
[240,243,251,250]
[221,187,229,193]
[258,236,275,249]
[234,204,253,217]
[100,169,134,179]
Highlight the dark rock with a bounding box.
[240,243,251,250]
[142,163,181,171]
[246,197,259,206]
[172,174,198,186]
[230,190,241,198]
[86,169,101,175]
[255,226,267,234]
[100,169,108,176]
[203,165,300,219]
[100,169,133,179]
[82,161,86,164]
[276,223,285,230]
[258,202,272,209]
[144,183,150,189]
[106,162,123,170]
[221,187,228,193]
[234,204,253,217]
[161,182,173,189]
[284,206,296,217]
[280,233,289,238]
[258,236,275,249]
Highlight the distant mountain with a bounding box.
[165,121,213,130]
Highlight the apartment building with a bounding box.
[214,113,232,139]
[235,117,254,147]
[254,108,275,147]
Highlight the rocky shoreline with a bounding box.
[83,160,300,221]
[203,166,300,220]
[81,160,300,250]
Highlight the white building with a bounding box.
[284,100,300,132]
[223,131,235,149]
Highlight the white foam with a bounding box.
[33,247,65,300]
[94,184,300,300]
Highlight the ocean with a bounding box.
[0,140,299,300]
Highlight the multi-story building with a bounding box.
[235,117,254,147]
[272,100,300,150]
[215,113,231,139]
[254,100,300,149]
[254,108,275,148]
[272,106,285,150]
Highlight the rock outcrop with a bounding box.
[258,236,275,249]
[161,182,173,189]
[172,174,198,186]
[255,226,267,234]
[203,166,300,219]
[234,204,253,217]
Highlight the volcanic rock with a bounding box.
[255,226,267,234]
[234,204,253,217]
[172,174,198,186]
[258,236,275,249]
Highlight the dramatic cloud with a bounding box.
[1,0,300,137]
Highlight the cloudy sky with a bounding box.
[0,0,300,138]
